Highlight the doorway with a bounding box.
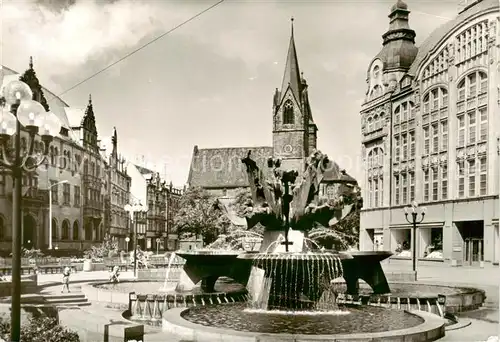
[457,221,484,266]
[23,215,36,249]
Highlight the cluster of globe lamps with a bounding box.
[0,80,62,342]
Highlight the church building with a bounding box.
[188,20,357,217]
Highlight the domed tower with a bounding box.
[381,0,418,73]
[365,0,418,100]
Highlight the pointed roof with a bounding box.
[83,94,97,133]
[280,17,302,102]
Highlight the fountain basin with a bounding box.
[162,304,446,341]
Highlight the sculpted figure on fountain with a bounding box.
[241,149,359,234]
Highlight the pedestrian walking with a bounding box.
[61,266,71,293]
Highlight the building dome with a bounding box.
[391,0,408,13]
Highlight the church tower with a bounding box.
[272,18,317,173]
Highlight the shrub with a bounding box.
[0,315,79,342]
[83,235,118,261]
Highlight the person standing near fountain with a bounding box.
[61,266,71,293]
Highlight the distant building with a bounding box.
[101,127,131,250]
[165,183,183,250]
[359,0,500,267]
[187,21,357,207]
[127,164,182,251]
[0,59,114,252]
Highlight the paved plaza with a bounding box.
[31,263,499,342]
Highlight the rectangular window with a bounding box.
[402,133,408,160]
[458,115,465,147]
[458,87,466,102]
[379,178,384,207]
[479,108,487,141]
[63,183,70,206]
[480,77,487,94]
[458,161,465,198]
[394,135,400,162]
[442,91,449,107]
[432,168,439,201]
[468,73,476,97]
[374,179,378,208]
[468,111,476,144]
[441,120,448,151]
[50,180,58,204]
[432,124,439,153]
[441,164,448,200]
[423,126,430,155]
[424,170,430,202]
[402,174,407,204]
[409,131,415,158]
[468,159,476,197]
[394,175,400,205]
[479,157,487,195]
[74,186,81,207]
[409,172,415,202]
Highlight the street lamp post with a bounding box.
[404,201,426,281]
[124,202,148,278]
[0,80,62,342]
[48,180,69,250]
[125,236,130,253]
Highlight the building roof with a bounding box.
[188,146,273,188]
[322,160,358,184]
[407,0,498,76]
[280,19,302,103]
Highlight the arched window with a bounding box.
[367,117,373,131]
[84,160,89,174]
[456,70,488,198]
[62,220,70,240]
[283,100,294,124]
[373,115,379,130]
[0,216,4,241]
[73,221,79,241]
[51,218,58,241]
[373,65,380,79]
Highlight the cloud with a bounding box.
[1,0,194,77]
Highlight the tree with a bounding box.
[173,187,231,245]
[19,58,50,112]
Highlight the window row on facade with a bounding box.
[365,70,490,209]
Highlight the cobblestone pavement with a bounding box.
[50,264,499,341]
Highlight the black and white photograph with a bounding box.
[0,0,499,341]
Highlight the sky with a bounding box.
[1,0,460,187]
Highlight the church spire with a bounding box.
[280,17,302,102]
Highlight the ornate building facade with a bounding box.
[188,21,357,226]
[101,127,131,250]
[0,60,125,253]
[359,0,500,267]
[127,164,183,251]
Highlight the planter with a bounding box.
[83,259,93,272]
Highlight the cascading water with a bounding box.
[159,252,179,292]
[247,251,345,311]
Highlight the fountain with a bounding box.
[160,151,446,341]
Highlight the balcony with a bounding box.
[82,174,103,188]
[83,200,103,218]
[363,127,388,144]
